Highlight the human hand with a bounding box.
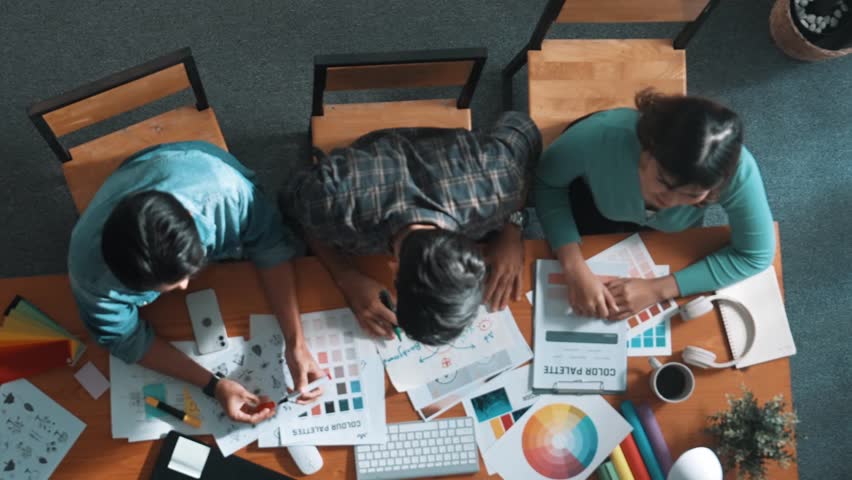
[337,271,397,339]
[484,231,524,311]
[285,342,326,404]
[565,267,618,318]
[214,378,275,424]
[606,277,667,320]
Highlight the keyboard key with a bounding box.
[355,418,480,480]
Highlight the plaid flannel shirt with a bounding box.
[281,112,542,255]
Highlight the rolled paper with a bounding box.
[620,434,651,480]
[603,460,620,479]
[611,445,636,480]
[597,460,614,480]
[620,400,665,480]
[637,402,674,474]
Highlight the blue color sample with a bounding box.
[143,383,167,419]
[339,399,349,412]
[353,397,363,410]
[350,380,361,393]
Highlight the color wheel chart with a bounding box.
[522,404,598,479]
[301,311,365,417]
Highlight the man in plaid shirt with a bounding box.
[281,112,541,344]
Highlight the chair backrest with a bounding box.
[311,48,487,117]
[557,0,710,24]
[525,0,719,53]
[28,47,209,163]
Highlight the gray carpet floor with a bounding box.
[1,1,849,476]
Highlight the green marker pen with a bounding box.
[379,289,402,341]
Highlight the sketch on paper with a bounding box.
[0,379,85,480]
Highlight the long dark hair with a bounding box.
[635,89,744,203]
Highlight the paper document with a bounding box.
[253,309,386,447]
[168,437,210,479]
[532,259,629,393]
[718,266,796,368]
[407,307,531,420]
[375,306,514,392]
[588,234,678,338]
[462,365,539,474]
[0,379,86,480]
[485,394,632,480]
[74,361,110,399]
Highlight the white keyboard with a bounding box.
[354,417,480,480]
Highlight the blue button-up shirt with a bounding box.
[68,141,303,363]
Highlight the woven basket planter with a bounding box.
[770,0,852,61]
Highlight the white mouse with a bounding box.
[667,447,723,480]
[287,445,323,475]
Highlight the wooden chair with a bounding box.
[28,47,227,213]
[503,0,721,147]
[311,48,487,153]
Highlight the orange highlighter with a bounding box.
[145,396,202,428]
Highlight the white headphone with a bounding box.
[679,295,756,369]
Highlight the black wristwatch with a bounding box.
[202,372,223,398]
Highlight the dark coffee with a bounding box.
[656,365,688,399]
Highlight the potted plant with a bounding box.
[705,387,798,480]
[770,0,852,60]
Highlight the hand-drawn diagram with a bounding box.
[375,306,513,392]
[0,380,85,480]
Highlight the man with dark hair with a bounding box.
[280,112,541,345]
[69,141,323,425]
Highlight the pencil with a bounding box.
[145,396,202,428]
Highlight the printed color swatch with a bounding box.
[522,404,598,479]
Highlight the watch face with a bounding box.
[509,211,526,228]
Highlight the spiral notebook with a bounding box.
[717,266,796,368]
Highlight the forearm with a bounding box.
[257,261,306,349]
[555,242,588,276]
[138,336,212,388]
[651,275,681,300]
[306,236,362,286]
[495,222,523,244]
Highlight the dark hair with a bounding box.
[101,191,206,291]
[635,89,744,202]
[395,230,487,346]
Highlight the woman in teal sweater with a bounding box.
[534,90,775,319]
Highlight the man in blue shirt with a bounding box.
[68,141,322,424]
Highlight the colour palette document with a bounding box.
[486,394,632,480]
[1,296,86,383]
[375,306,513,392]
[252,310,386,447]
[587,234,678,338]
[462,365,539,474]
[0,379,85,480]
[626,265,673,357]
[532,260,629,393]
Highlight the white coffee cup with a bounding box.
[649,357,695,403]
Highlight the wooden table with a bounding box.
[0,226,798,479]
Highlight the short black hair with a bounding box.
[635,89,744,200]
[101,190,206,291]
[395,230,486,346]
